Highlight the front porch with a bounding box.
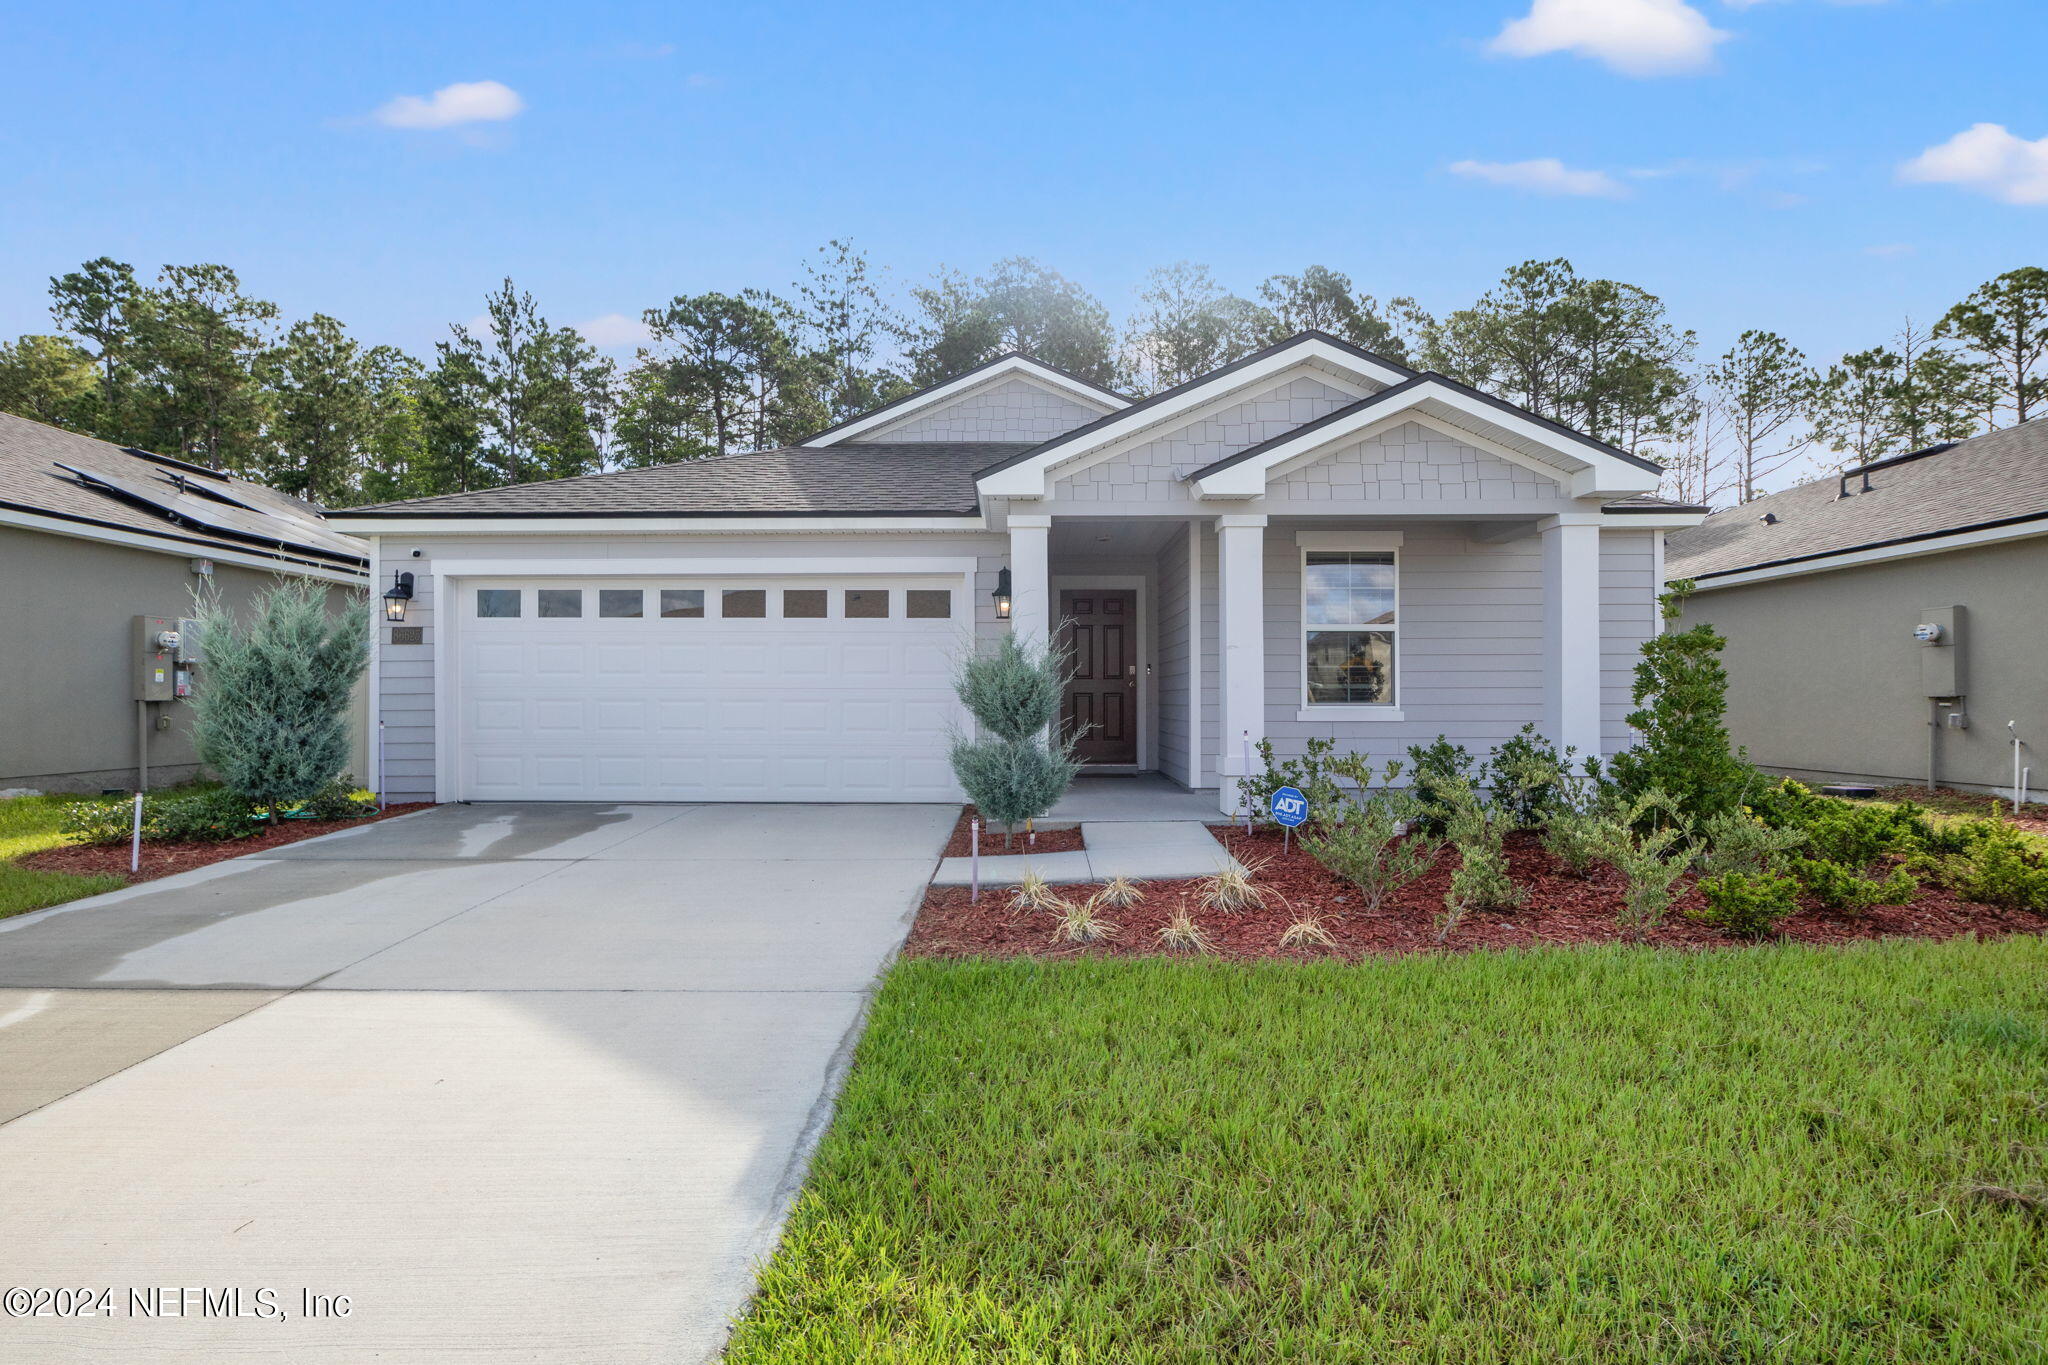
[1007,509,1644,815]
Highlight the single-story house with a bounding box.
[0,412,370,794]
[328,331,1707,812]
[1666,418,2048,799]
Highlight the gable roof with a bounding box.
[973,330,1417,493]
[330,442,1033,519]
[799,352,1129,447]
[0,411,366,571]
[1664,418,2048,582]
[1180,370,1666,501]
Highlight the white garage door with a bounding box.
[451,576,966,802]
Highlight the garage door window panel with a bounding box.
[783,589,828,619]
[476,588,521,618]
[845,590,889,619]
[906,589,952,620]
[721,589,766,619]
[660,589,704,619]
[600,589,644,618]
[539,589,583,619]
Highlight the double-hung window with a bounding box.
[1302,547,1397,706]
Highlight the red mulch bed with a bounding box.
[19,804,435,885]
[1871,784,2048,837]
[905,824,2048,961]
[939,806,1085,858]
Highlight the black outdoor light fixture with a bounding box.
[383,570,415,622]
[992,567,1012,621]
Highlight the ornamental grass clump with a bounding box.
[1278,917,1336,951]
[947,633,1081,849]
[1096,875,1146,909]
[190,581,370,824]
[1198,861,1269,914]
[1156,902,1214,954]
[1009,870,1063,913]
[1052,894,1117,945]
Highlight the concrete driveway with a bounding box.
[0,801,954,1363]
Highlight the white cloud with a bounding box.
[1723,1,1887,9]
[1864,243,1914,258]
[1899,123,2048,205]
[1448,157,1630,198]
[373,80,525,130]
[576,313,653,348]
[1489,0,1729,77]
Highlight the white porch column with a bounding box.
[1216,513,1267,815]
[1541,514,1604,761]
[1007,512,1052,650]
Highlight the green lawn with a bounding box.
[729,940,2048,1364]
[0,794,125,918]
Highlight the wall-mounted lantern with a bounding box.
[992,567,1012,621]
[383,570,416,622]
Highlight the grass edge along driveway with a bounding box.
[0,794,123,919]
[728,938,2048,1364]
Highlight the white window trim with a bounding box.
[1297,531,1402,713]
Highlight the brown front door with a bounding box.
[1060,589,1138,765]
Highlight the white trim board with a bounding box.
[1678,518,2048,591]
[1,507,367,583]
[326,515,990,536]
[978,336,1410,499]
[804,356,1127,447]
[427,556,981,579]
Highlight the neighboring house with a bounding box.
[328,332,1706,812]
[0,413,369,794]
[1665,419,2048,798]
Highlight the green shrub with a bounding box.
[948,631,1081,844]
[1482,724,1575,829]
[1597,794,1694,941]
[1444,780,1525,918]
[1692,871,1800,939]
[1540,805,1611,877]
[948,735,1081,849]
[1406,737,1477,836]
[58,798,136,846]
[297,777,376,820]
[1238,737,1348,829]
[1799,803,1930,867]
[1791,858,1915,913]
[148,788,258,842]
[191,580,370,821]
[1955,840,2048,912]
[1695,809,1807,877]
[1606,582,1758,822]
[1301,781,1441,913]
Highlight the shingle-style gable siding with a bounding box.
[860,377,1105,443]
[1266,420,1559,504]
[1052,376,1355,506]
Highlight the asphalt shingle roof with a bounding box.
[0,412,365,567]
[1664,418,2048,580]
[334,442,1038,517]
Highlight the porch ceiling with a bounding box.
[1049,518,1183,558]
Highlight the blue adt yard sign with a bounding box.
[1269,786,1309,828]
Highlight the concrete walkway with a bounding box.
[932,819,1242,886]
[0,801,953,1364]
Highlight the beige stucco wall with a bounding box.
[0,524,370,794]
[1676,535,2048,796]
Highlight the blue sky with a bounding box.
[1,0,2041,366]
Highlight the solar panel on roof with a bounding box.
[53,460,362,562]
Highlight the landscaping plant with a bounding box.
[1788,857,1916,914]
[1095,875,1145,909]
[60,786,258,845]
[1405,736,1477,835]
[1596,792,1693,941]
[1278,917,1337,950]
[1606,581,1757,822]
[1692,870,1801,939]
[1052,895,1116,945]
[1008,870,1062,913]
[190,580,370,823]
[1198,861,1270,913]
[1954,838,2048,912]
[947,632,1081,848]
[1481,723,1575,828]
[1694,808,1807,878]
[1155,902,1213,954]
[1443,779,1526,919]
[1299,770,1441,912]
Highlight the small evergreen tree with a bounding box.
[1608,581,1756,822]
[191,580,369,822]
[947,632,1080,848]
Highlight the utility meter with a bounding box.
[133,615,178,701]
[1912,622,1943,644]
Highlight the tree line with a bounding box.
[0,242,2039,509]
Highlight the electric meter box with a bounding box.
[1917,605,1964,698]
[133,614,179,701]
